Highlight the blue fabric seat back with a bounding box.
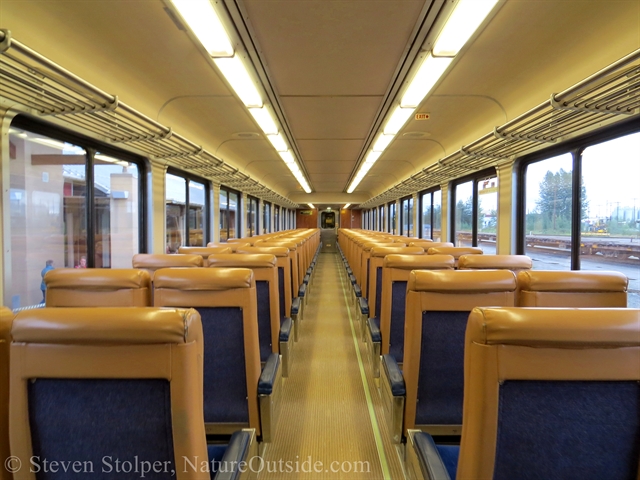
[375,267,383,319]
[278,267,285,320]
[416,311,469,425]
[29,378,175,479]
[389,281,407,362]
[198,307,249,424]
[365,259,370,299]
[494,380,640,480]
[256,280,272,362]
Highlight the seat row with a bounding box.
[1,306,259,480]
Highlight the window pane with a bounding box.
[390,203,396,234]
[455,181,473,246]
[274,205,280,232]
[421,193,432,239]
[228,191,238,239]
[264,203,271,233]
[581,132,640,308]
[524,153,573,270]
[408,197,414,237]
[188,181,205,246]
[477,177,498,254]
[95,155,140,267]
[433,190,442,241]
[379,205,384,232]
[219,189,229,242]
[9,127,87,308]
[166,173,186,253]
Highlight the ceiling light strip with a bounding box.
[347,0,499,194]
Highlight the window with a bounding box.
[519,128,640,307]
[388,202,396,233]
[166,170,208,252]
[274,205,280,232]
[379,205,385,232]
[400,196,414,236]
[263,201,271,233]
[419,188,442,241]
[452,169,498,253]
[8,119,144,309]
[219,186,240,241]
[247,195,259,237]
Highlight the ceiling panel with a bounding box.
[240,0,426,95]
[297,140,364,162]
[305,161,358,174]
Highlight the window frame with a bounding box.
[418,187,441,240]
[247,195,260,237]
[516,117,640,269]
[219,185,241,241]
[450,167,497,247]
[10,115,148,267]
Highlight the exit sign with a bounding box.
[415,113,430,120]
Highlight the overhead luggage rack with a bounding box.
[359,48,640,208]
[0,29,298,208]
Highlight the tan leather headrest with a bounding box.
[207,254,276,268]
[409,269,517,292]
[0,307,12,341]
[458,255,532,271]
[236,246,289,257]
[370,246,423,257]
[363,242,398,251]
[225,238,248,243]
[12,308,200,345]
[178,246,233,257]
[383,254,455,270]
[45,269,151,289]
[427,247,483,258]
[132,253,203,269]
[153,268,254,290]
[517,270,628,292]
[257,241,297,250]
[468,307,640,347]
[206,242,251,251]
[409,241,454,248]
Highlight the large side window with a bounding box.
[247,196,259,237]
[388,202,396,234]
[219,186,240,241]
[379,205,385,232]
[520,130,640,307]
[8,122,144,309]
[419,188,442,241]
[452,169,498,253]
[274,205,280,232]
[166,170,209,252]
[400,196,414,237]
[263,201,271,233]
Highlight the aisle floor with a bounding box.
[258,253,406,479]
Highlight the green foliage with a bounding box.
[532,169,588,234]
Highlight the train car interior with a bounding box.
[1,0,639,479]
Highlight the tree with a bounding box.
[535,169,588,233]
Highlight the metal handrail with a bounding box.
[0,30,298,208]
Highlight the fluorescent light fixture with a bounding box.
[401,54,452,108]
[433,0,499,57]
[214,55,263,107]
[384,106,415,135]
[279,150,296,165]
[343,203,351,209]
[373,134,395,152]
[308,203,315,209]
[170,0,234,57]
[267,133,288,152]
[363,150,382,166]
[248,107,278,135]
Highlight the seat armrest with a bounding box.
[298,283,307,298]
[280,317,292,341]
[411,431,456,480]
[382,354,405,396]
[349,274,357,285]
[353,284,362,298]
[303,273,310,285]
[358,297,369,316]
[258,353,281,395]
[212,430,252,480]
[367,317,381,342]
[291,297,301,315]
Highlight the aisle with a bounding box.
[258,253,405,479]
